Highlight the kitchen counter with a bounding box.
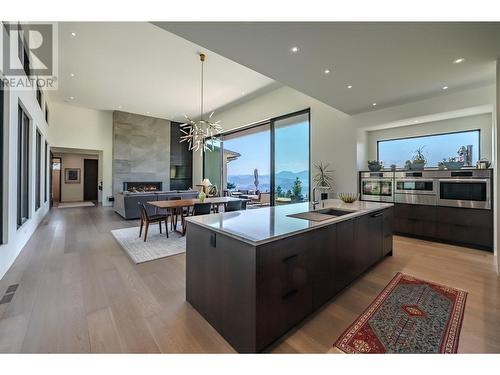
[185,199,394,352]
[185,199,392,245]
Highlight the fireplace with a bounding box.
[123,181,163,193]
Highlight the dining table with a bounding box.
[147,196,244,235]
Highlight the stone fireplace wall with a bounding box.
[113,111,170,194]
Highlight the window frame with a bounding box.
[0,80,4,243]
[17,104,31,228]
[35,128,42,211]
[376,129,481,168]
[202,108,311,205]
[44,141,48,203]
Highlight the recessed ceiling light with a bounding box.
[442,86,449,90]
[347,85,353,89]
[372,102,377,106]
[324,69,331,75]
[69,96,74,100]
[70,73,75,77]
[290,46,299,53]
[146,111,150,114]
[71,32,77,37]
[453,58,465,64]
[414,120,419,123]
[118,105,122,109]
[241,91,246,95]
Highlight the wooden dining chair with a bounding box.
[225,200,242,212]
[138,202,168,241]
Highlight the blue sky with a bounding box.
[378,131,479,167]
[225,121,309,176]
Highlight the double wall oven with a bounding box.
[360,172,394,202]
[360,169,492,210]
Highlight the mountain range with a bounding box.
[227,170,309,195]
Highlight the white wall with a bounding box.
[353,85,496,169]
[365,113,493,163]
[48,102,113,206]
[195,86,354,195]
[1,85,51,280]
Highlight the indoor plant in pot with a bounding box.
[367,160,383,171]
[313,162,334,200]
[409,147,427,170]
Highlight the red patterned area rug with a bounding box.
[334,272,467,354]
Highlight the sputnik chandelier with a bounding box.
[180,53,223,152]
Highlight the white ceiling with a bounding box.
[49,22,276,121]
[156,22,500,114]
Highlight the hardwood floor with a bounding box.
[0,205,498,353]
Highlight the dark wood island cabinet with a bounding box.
[185,200,393,352]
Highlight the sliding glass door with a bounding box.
[272,111,310,205]
[203,139,222,195]
[203,109,310,207]
[223,124,270,195]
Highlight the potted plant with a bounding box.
[367,160,383,171]
[409,147,426,170]
[312,162,334,202]
[313,162,334,190]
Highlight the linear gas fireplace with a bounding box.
[123,181,163,193]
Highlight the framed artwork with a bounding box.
[65,168,81,184]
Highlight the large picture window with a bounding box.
[203,109,310,206]
[18,105,30,227]
[377,130,480,168]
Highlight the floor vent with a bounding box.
[6,284,18,294]
[0,284,19,305]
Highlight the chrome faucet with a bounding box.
[312,187,319,210]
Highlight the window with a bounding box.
[17,25,30,77]
[18,105,30,227]
[35,129,42,211]
[0,81,4,243]
[203,109,310,206]
[36,84,42,108]
[377,130,480,168]
[44,141,48,203]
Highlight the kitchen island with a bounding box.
[185,199,393,353]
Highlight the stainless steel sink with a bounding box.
[287,208,355,222]
[314,208,355,217]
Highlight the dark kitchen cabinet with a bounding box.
[334,218,357,292]
[311,225,338,309]
[383,207,394,256]
[393,203,493,251]
[186,206,393,353]
[354,211,384,274]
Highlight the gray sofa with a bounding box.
[114,190,199,219]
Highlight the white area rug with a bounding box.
[111,225,186,264]
[58,201,95,208]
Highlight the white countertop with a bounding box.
[186,199,393,245]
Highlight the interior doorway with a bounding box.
[51,157,62,205]
[84,159,98,201]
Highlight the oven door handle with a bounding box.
[438,179,489,183]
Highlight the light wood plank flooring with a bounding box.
[0,205,498,353]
